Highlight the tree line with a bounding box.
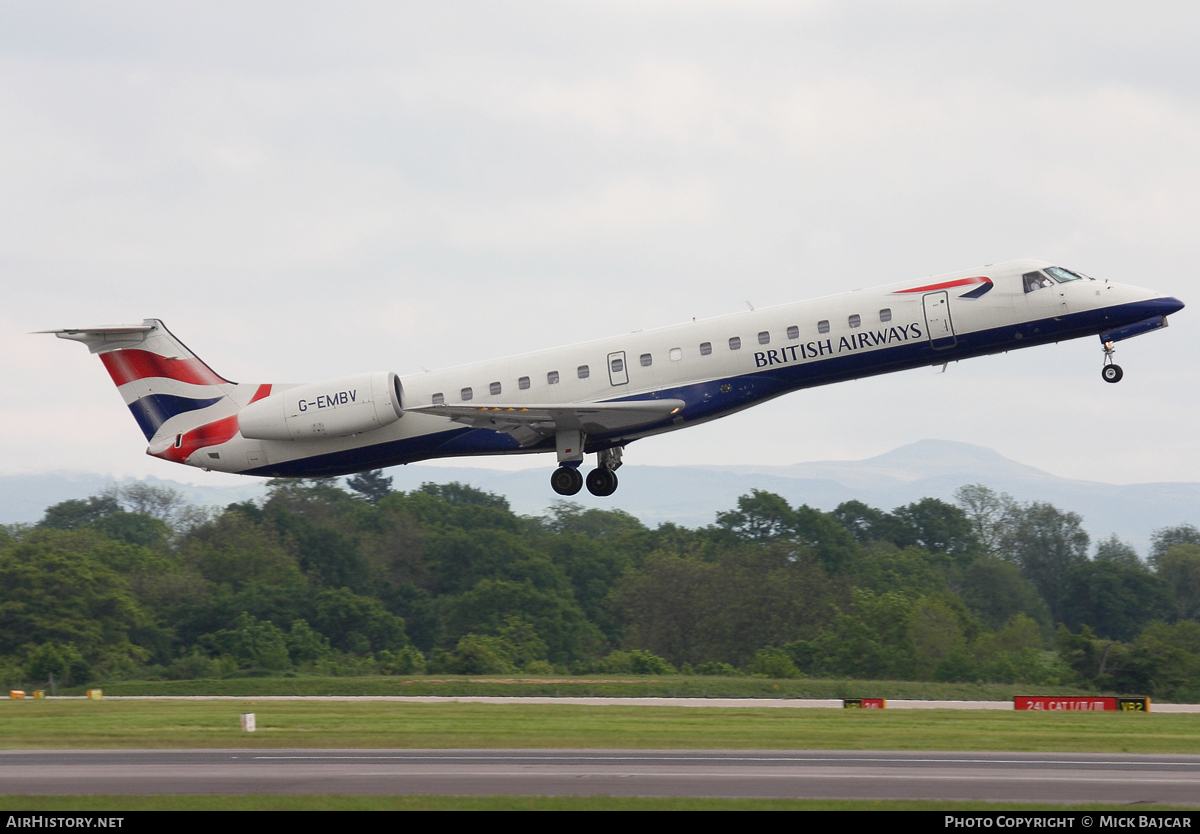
[2,473,1198,699]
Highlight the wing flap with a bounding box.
[408,399,685,439]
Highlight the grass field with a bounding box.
[58,674,1119,701]
[2,698,1197,753]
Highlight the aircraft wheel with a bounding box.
[586,467,619,497]
[550,466,583,496]
[1102,364,1124,384]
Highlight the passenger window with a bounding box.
[787,325,799,340]
[640,353,652,367]
[432,393,444,406]
[699,342,712,356]
[489,381,501,396]
[518,376,530,390]
[461,387,473,401]
[818,320,830,334]
[849,314,861,329]
[578,365,590,379]
[670,347,682,361]
[729,336,741,350]
[879,308,892,323]
[547,371,559,384]
[610,357,624,373]
[758,331,770,345]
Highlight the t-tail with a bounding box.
[44,319,271,466]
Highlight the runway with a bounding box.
[4,749,1200,803]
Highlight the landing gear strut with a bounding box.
[584,445,623,497]
[1101,341,1123,384]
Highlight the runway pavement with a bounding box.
[4,749,1200,803]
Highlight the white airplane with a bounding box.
[48,259,1183,497]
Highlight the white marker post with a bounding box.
[241,713,256,732]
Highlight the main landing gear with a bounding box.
[1101,341,1124,384]
[550,444,623,497]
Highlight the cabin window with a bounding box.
[849,314,861,329]
[879,308,892,323]
[818,320,830,334]
[670,347,682,361]
[758,331,770,345]
[787,325,799,340]
[699,342,712,356]
[729,336,741,350]
[518,376,530,390]
[432,393,444,405]
[461,387,473,401]
[489,381,501,396]
[578,365,590,379]
[640,353,652,367]
[610,357,624,373]
[547,371,560,384]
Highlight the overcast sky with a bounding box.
[3,1,1199,487]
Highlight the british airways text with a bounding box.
[754,322,923,368]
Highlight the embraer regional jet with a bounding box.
[48,260,1183,497]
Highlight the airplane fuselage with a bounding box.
[51,258,1184,494]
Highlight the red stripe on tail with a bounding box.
[154,415,240,464]
[100,349,229,387]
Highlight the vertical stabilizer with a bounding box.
[46,319,234,442]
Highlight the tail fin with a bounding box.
[46,319,235,442]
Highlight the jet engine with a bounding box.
[239,371,403,441]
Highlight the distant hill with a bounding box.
[3,440,1195,556]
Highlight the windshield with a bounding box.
[1046,266,1092,282]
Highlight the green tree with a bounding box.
[1061,560,1172,641]
[1150,524,1200,568]
[1003,502,1089,624]
[953,484,1018,559]
[958,557,1049,631]
[1157,544,1200,621]
[311,587,408,654]
[346,470,393,505]
[1094,534,1142,569]
[199,613,290,671]
[0,532,147,662]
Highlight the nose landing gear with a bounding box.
[1101,341,1124,384]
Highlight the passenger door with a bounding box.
[607,351,629,386]
[923,291,957,350]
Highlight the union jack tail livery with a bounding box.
[44,319,268,466]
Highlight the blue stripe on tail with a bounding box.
[128,394,224,440]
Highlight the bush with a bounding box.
[745,647,801,679]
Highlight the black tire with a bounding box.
[550,466,583,495]
[586,468,619,497]
[1102,364,1124,384]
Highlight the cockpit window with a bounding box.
[1046,266,1090,283]
[1022,271,1054,293]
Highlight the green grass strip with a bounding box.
[2,700,1198,753]
[59,675,1121,701]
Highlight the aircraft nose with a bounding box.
[1153,296,1185,316]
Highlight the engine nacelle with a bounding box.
[238,371,403,442]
